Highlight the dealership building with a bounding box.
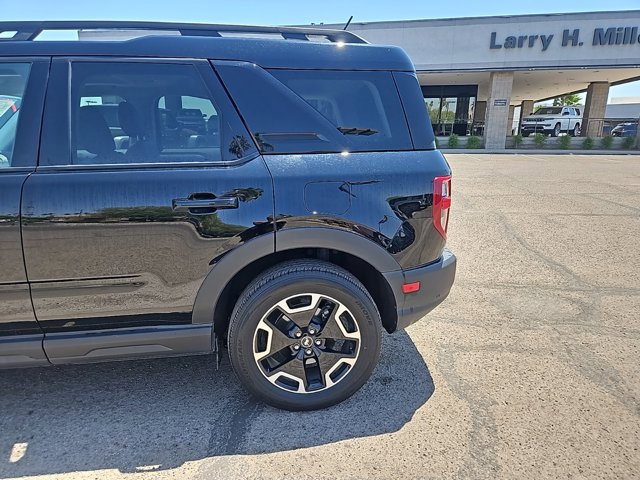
[324,10,640,148]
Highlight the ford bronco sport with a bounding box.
[0,21,456,410]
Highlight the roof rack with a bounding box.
[0,21,367,44]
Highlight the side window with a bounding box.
[270,69,412,152]
[0,63,30,168]
[215,61,412,154]
[575,108,581,116]
[158,95,220,150]
[54,61,254,166]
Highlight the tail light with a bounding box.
[433,175,452,239]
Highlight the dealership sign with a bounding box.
[490,27,640,51]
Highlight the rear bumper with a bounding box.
[383,249,456,331]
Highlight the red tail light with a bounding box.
[433,175,452,239]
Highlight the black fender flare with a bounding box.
[191,227,402,325]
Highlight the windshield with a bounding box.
[533,107,562,115]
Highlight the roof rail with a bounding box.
[0,21,367,44]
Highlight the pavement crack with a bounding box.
[436,345,502,478]
[206,389,265,456]
[496,212,591,289]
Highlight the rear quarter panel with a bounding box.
[264,150,451,270]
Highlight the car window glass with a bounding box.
[67,62,249,166]
[0,63,30,168]
[535,107,562,115]
[158,95,220,150]
[215,62,412,155]
[270,69,412,153]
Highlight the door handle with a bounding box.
[172,195,239,214]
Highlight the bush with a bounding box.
[466,136,483,149]
[533,133,547,148]
[512,134,523,148]
[622,136,636,149]
[582,137,594,150]
[558,135,571,150]
[448,134,459,148]
[600,135,614,149]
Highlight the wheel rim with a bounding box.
[252,293,361,394]
[555,125,561,136]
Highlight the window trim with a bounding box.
[38,56,258,169]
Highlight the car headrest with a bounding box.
[77,106,115,156]
[118,101,144,138]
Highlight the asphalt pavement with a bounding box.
[1,153,639,479]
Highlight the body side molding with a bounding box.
[44,324,212,364]
[0,335,50,368]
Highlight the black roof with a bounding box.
[0,21,414,71]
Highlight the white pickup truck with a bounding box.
[521,106,582,137]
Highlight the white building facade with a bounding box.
[324,11,640,148]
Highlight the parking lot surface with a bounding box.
[1,153,639,479]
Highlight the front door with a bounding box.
[0,58,48,366]
[20,58,273,362]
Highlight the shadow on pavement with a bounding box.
[0,331,433,477]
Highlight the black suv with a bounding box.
[0,21,455,410]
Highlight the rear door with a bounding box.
[0,58,48,367]
[20,58,273,363]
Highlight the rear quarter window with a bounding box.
[269,69,412,153]
[214,61,413,154]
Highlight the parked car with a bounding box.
[0,21,456,410]
[611,122,638,137]
[521,106,582,137]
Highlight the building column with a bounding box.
[484,72,514,149]
[506,105,516,136]
[582,82,610,137]
[519,100,535,132]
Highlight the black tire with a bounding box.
[522,132,530,137]
[572,123,581,137]
[227,260,382,411]
[552,123,561,137]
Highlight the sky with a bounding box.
[3,0,640,99]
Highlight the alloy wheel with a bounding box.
[253,293,361,393]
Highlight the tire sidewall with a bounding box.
[229,271,381,410]
[573,124,580,137]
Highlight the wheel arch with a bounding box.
[191,227,402,336]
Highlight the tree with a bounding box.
[553,94,582,106]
